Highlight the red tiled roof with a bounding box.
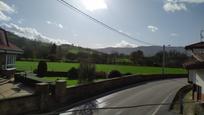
[0,43,23,52]
[185,42,204,50]
[0,28,23,53]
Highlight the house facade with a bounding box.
[184,42,204,101]
[0,28,23,78]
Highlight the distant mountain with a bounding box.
[96,46,187,57]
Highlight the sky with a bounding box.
[0,0,204,48]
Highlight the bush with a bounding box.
[67,67,78,79]
[95,71,107,79]
[108,70,122,78]
[37,61,47,77]
[78,61,96,84]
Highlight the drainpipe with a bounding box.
[5,55,7,70]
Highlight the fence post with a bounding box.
[35,82,49,112]
[55,80,67,103]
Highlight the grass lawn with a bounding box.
[16,61,187,74]
[40,77,104,86]
[41,77,78,86]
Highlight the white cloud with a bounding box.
[1,23,70,45]
[147,25,158,32]
[0,1,14,21]
[163,0,204,12]
[170,33,179,37]
[0,12,11,21]
[163,1,187,12]
[46,20,63,29]
[180,0,204,3]
[58,24,63,29]
[114,40,137,48]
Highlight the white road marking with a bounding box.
[151,92,174,115]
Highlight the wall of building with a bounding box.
[189,70,196,83]
[194,69,204,93]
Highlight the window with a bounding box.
[5,55,16,69]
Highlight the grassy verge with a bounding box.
[39,77,106,86]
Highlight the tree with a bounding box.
[37,61,47,77]
[108,70,122,78]
[153,50,188,67]
[130,50,144,65]
[48,43,57,61]
[66,52,77,61]
[78,61,96,84]
[67,67,78,79]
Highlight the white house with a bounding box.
[184,42,204,101]
[0,28,23,78]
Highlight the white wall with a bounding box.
[189,70,196,83]
[193,69,204,93]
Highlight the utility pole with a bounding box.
[162,45,165,76]
[200,30,204,42]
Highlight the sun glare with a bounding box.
[82,0,107,11]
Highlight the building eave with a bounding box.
[0,49,23,54]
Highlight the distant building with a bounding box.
[184,42,204,101]
[0,28,23,78]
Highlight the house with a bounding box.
[0,28,23,78]
[184,42,204,101]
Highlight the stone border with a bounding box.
[169,84,193,114]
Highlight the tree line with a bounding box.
[8,32,189,67]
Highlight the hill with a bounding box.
[6,31,100,60]
[96,46,186,57]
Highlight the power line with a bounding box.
[56,0,158,46]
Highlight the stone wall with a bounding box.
[0,95,38,115]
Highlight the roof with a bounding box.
[185,42,204,50]
[0,28,23,54]
[183,60,204,69]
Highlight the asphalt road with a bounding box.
[60,78,187,115]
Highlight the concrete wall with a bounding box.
[0,74,187,115]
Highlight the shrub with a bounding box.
[78,61,96,84]
[67,67,78,79]
[37,61,47,77]
[108,70,122,78]
[95,71,107,79]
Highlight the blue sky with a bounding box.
[0,0,204,48]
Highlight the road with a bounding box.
[60,78,187,115]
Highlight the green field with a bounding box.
[16,61,187,74]
[42,77,78,86]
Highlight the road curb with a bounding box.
[169,85,193,112]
